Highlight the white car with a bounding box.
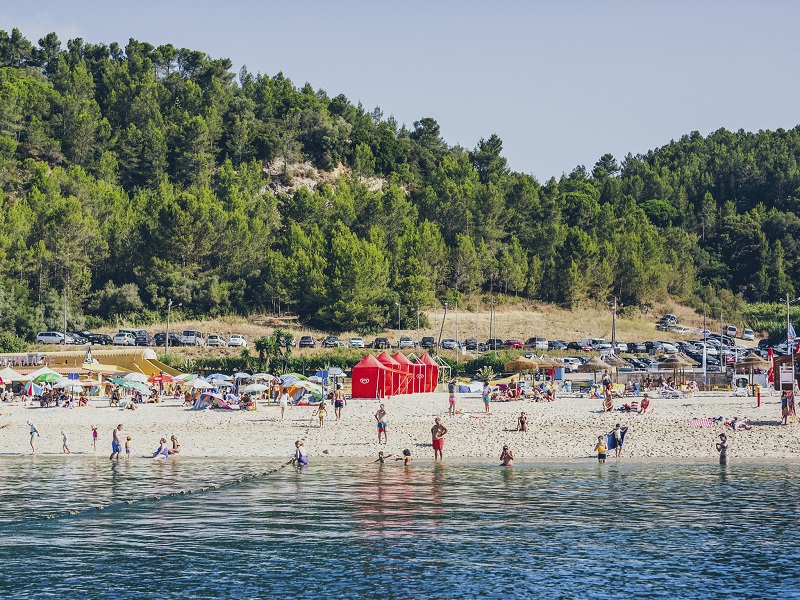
[398,336,416,349]
[112,332,136,346]
[207,334,227,347]
[560,357,581,372]
[742,329,755,341]
[349,337,365,348]
[36,331,67,344]
[228,334,247,348]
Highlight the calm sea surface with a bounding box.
[0,456,798,599]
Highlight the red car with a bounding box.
[505,339,524,349]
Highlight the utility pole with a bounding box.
[611,297,618,354]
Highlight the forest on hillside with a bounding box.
[1,28,799,342]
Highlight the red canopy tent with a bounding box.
[376,351,411,396]
[415,353,440,393]
[392,352,415,394]
[351,354,388,399]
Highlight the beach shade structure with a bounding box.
[392,352,417,393]
[288,380,323,402]
[537,355,563,368]
[0,367,26,382]
[233,372,252,380]
[53,381,85,393]
[106,376,126,386]
[504,357,539,373]
[602,354,627,367]
[415,353,440,393]
[214,380,234,387]
[659,355,695,384]
[351,354,389,399]
[578,356,609,382]
[174,373,198,382]
[307,375,324,383]
[241,383,269,394]
[34,372,62,384]
[676,353,700,367]
[207,373,233,382]
[376,351,412,395]
[123,372,149,384]
[148,373,174,384]
[735,354,772,388]
[26,366,60,381]
[122,380,151,394]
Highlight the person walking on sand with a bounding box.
[91,425,98,452]
[500,445,514,466]
[333,383,346,421]
[375,404,388,444]
[110,424,123,460]
[482,381,491,414]
[431,417,448,461]
[611,423,624,458]
[595,435,607,463]
[279,389,289,420]
[315,402,327,428]
[716,433,729,465]
[27,421,38,454]
[448,378,458,416]
[61,430,70,454]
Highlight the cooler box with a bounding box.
[554,367,565,380]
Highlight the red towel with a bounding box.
[690,418,712,428]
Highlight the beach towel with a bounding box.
[690,418,713,428]
[469,413,492,418]
[604,426,628,451]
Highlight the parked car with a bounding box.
[74,330,112,345]
[322,335,340,348]
[112,332,136,346]
[524,337,548,350]
[349,337,365,349]
[757,339,771,350]
[180,330,206,346]
[643,341,663,353]
[560,357,581,372]
[36,331,67,345]
[485,338,504,351]
[724,325,738,338]
[372,337,389,349]
[440,338,461,350]
[505,339,524,350]
[228,334,247,348]
[625,357,649,370]
[464,338,478,351]
[627,342,647,353]
[154,332,182,347]
[207,334,227,347]
[548,340,568,351]
[420,336,436,349]
[398,336,416,349]
[68,332,89,345]
[567,341,592,351]
[135,331,155,347]
[741,328,755,341]
[659,342,679,354]
[298,335,316,348]
[669,325,691,334]
[612,341,627,352]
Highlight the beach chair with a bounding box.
[732,385,748,397]
[660,388,685,399]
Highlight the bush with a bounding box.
[0,331,28,353]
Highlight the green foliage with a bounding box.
[0,331,28,352]
[1,29,800,340]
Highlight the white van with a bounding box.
[180,330,206,346]
[725,325,738,338]
[741,328,755,341]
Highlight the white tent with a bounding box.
[25,366,60,381]
[0,366,26,382]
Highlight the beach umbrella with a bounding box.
[207,373,233,381]
[233,372,251,379]
[214,380,234,387]
[123,381,151,394]
[288,380,323,401]
[34,372,61,384]
[307,375,324,383]
[659,355,694,384]
[148,373,174,383]
[175,373,198,382]
[278,374,303,386]
[735,354,771,388]
[106,376,126,386]
[578,356,609,382]
[504,357,539,373]
[241,383,269,394]
[26,366,60,381]
[250,373,274,381]
[123,372,149,383]
[190,378,213,390]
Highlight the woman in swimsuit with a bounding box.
[152,438,169,459]
[294,440,308,470]
[168,435,181,455]
[500,445,514,466]
[716,433,729,465]
[516,412,528,432]
[27,421,38,454]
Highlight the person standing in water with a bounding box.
[594,435,607,463]
[500,445,514,466]
[375,404,388,444]
[395,449,412,465]
[91,425,98,452]
[333,383,346,421]
[294,440,308,469]
[611,423,625,458]
[431,417,448,461]
[110,424,123,460]
[27,421,39,454]
[125,435,132,459]
[716,433,729,465]
[482,381,491,414]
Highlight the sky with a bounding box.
[3,0,799,181]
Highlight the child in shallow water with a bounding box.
[395,449,412,465]
[374,451,393,463]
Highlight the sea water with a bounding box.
[0,456,799,599]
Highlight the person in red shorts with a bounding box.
[431,417,448,461]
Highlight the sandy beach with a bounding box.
[2,389,798,461]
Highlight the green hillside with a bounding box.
[0,28,798,342]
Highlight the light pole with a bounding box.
[166,299,182,351]
[395,302,401,348]
[416,304,420,349]
[610,297,621,354]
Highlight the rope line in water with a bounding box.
[31,458,295,523]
